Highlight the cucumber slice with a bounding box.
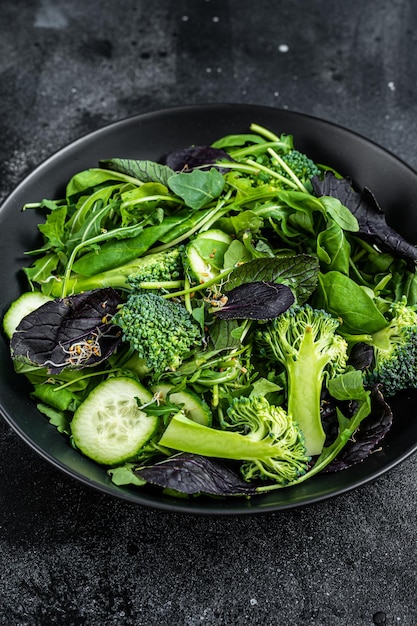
[3,291,53,338]
[71,377,157,465]
[186,229,232,283]
[152,383,212,426]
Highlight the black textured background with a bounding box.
[1,2,417,625]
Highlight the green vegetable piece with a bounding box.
[99,158,175,186]
[350,299,417,397]
[151,383,212,426]
[159,395,309,485]
[113,292,201,376]
[185,229,232,283]
[71,377,157,465]
[168,168,225,210]
[256,305,348,456]
[315,271,388,334]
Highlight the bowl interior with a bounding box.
[2,103,417,514]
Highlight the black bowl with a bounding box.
[1,103,417,515]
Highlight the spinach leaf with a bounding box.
[314,271,388,334]
[317,221,351,274]
[168,168,225,210]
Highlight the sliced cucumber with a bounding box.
[3,291,53,338]
[152,383,212,426]
[71,377,157,466]
[186,229,232,283]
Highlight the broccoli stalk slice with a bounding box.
[286,326,329,456]
[159,397,309,485]
[257,305,348,457]
[160,412,276,460]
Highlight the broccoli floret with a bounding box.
[357,300,417,397]
[256,304,348,456]
[158,395,309,486]
[126,247,183,290]
[113,292,201,375]
[281,150,321,183]
[49,248,184,297]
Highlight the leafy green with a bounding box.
[100,158,175,186]
[168,168,225,210]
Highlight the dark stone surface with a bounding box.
[1,1,417,624]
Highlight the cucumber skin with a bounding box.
[71,377,157,466]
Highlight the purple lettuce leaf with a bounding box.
[312,172,417,266]
[163,145,233,174]
[213,281,295,320]
[135,452,258,497]
[10,287,123,374]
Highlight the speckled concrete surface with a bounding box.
[1,1,417,625]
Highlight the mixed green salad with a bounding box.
[4,122,417,498]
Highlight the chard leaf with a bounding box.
[168,168,225,210]
[209,318,242,350]
[213,281,294,320]
[226,254,320,304]
[312,173,417,266]
[10,288,123,374]
[135,453,257,496]
[100,158,175,186]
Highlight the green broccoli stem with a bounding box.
[267,148,309,193]
[159,412,279,462]
[48,257,184,297]
[249,123,280,142]
[135,280,184,291]
[286,327,327,456]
